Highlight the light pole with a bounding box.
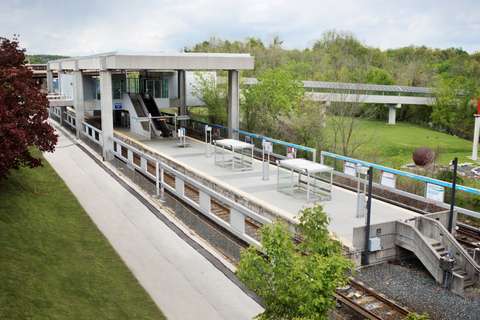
[361,166,374,266]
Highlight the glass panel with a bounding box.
[161,79,169,98]
[154,80,161,98]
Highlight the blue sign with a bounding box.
[114,103,122,110]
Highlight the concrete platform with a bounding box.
[116,130,419,247]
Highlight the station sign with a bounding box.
[287,147,296,159]
[425,183,445,202]
[262,140,273,153]
[344,162,357,177]
[114,102,123,110]
[380,171,396,188]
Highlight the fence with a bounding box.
[82,121,103,146]
[180,117,317,161]
[321,151,480,219]
[111,136,271,247]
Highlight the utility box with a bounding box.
[369,237,382,252]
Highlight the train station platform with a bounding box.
[115,130,419,248]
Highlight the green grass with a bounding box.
[0,152,165,320]
[347,119,473,168]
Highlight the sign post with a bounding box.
[472,99,480,160]
[262,140,273,180]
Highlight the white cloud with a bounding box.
[1,0,479,55]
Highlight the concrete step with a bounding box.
[464,278,476,288]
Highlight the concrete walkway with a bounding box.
[44,130,263,320]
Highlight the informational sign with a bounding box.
[287,147,296,159]
[262,140,273,153]
[114,103,123,110]
[426,183,445,202]
[177,128,186,137]
[380,171,396,188]
[344,161,357,177]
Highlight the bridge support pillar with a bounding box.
[100,69,114,161]
[388,103,401,125]
[73,70,85,139]
[227,70,239,139]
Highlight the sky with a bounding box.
[2,0,479,56]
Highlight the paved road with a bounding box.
[45,130,263,320]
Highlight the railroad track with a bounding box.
[456,222,480,249]
[336,278,409,320]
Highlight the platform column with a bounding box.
[472,115,480,161]
[227,70,239,139]
[46,65,53,93]
[100,68,114,160]
[178,70,187,127]
[73,68,85,139]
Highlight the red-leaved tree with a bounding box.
[0,36,57,178]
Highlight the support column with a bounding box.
[100,70,114,160]
[73,70,85,139]
[388,103,400,125]
[46,65,53,93]
[178,70,187,127]
[472,115,480,161]
[227,70,239,139]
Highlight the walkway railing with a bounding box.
[321,151,480,218]
[111,136,271,247]
[82,121,103,146]
[183,117,316,161]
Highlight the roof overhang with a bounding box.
[48,52,254,71]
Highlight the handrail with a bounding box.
[418,215,480,273]
[111,136,271,226]
[187,117,316,154]
[321,151,480,196]
[396,220,444,282]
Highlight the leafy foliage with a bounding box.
[237,205,352,320]
[188,31,480,138]
[26,54,68,64]
[192,72,227,125]
[404,312,430,320]
[242,68,304,135]
[0,37,57,178]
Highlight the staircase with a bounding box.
[395,216,480,295]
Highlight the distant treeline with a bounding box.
[26,54,68,64]
[187,31,480,139]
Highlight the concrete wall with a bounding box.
[352,221,401,266]
[59,73,74,98]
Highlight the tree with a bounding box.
[191,72,227,125]
[237,205,352,320]
[327,97,371,157]
[0,36,57,178]
[242,68,304,136]
[432,75,478,139]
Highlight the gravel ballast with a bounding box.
[357,260,480,320]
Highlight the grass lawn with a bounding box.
[188,106,474,168]
[349,119,474,168]
[0,152,165,320]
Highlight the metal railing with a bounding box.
[111,136,271,247]
[321,151,480,219]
